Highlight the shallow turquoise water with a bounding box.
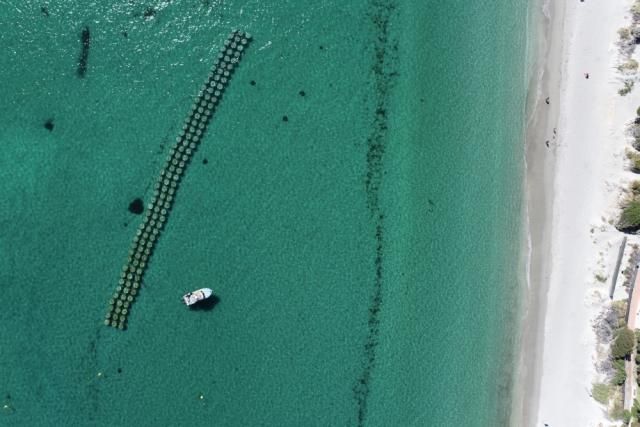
[0,1,529,425]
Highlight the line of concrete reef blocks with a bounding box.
[104,30,251,329]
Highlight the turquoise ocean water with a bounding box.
[0,0,529,425]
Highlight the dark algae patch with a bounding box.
[77,26,90,78]
[352,1,398,425]
[128,198,144,215]
[44,118,54,131]
[143,7,157,20]
[2,392,15,415]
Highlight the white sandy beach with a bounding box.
[522,0,640,426]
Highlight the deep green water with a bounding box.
[0,0,529,426]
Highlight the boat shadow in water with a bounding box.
[189,295,220,311]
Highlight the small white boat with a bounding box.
[182,288,213,306]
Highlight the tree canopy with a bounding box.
[613,328,636,359]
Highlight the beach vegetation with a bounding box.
[619,29,638,57]
[627,150,640,172]
[629,153,640,173]
[613,358,627,385]
[620,79,635,96]
[633,2,640,19]
[595,307,624,344]
[618,198,640,232]
[633,399,640,421]
[592,382,611,404]
[595,272,608,283]
[619,59,639,73]
[623,248,640,288]
[630,123,640,151]
[625,409,633,424]
[633,182,640,196]
[614,301,628,326]
[613,328,636,359]
[612,398,625,419]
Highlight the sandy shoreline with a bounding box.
[518,0,635,425]
[515,0,565,423]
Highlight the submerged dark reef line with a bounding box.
[352,0,398,425]
[104,30,252,329]
[77,26,90,78]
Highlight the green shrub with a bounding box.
[611,399,625,419]
[614,358,627,385]
[615,302,628,322]
[613,328,636,358]
[621,80,635,96]
[628,150,640,172]
[619,59,639,73]
[632,181,640,195]
[619,199,640,231]
[592,382,610,404]
[621,27,632,41]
